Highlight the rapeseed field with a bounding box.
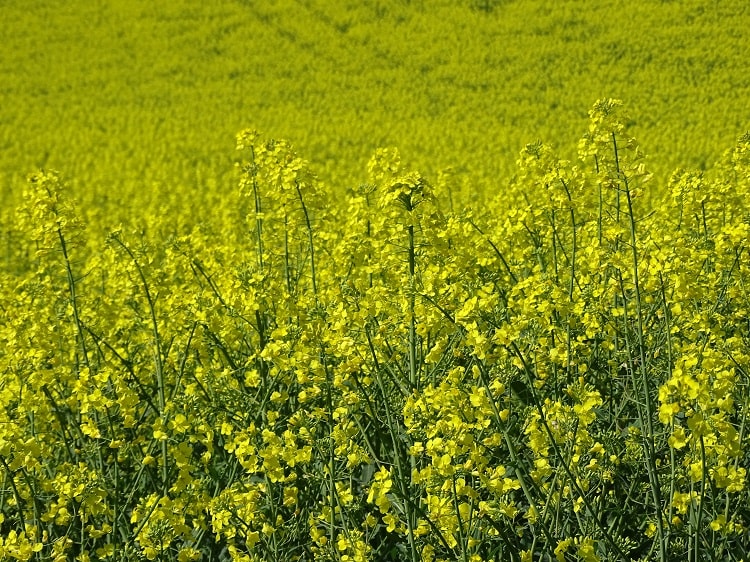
[1,1,749,560]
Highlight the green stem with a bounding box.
[366,323,419,562]
[57,228,91,370]
[407,222,418,392]
[283,210,292,294]
[695,434,707,562]
[451,475,469,562]
[550,208,559,284]
[474,360,557,549]
[324,355,337,554]
[659,272,676,543]
[509,342,630,560]
[110,235,168,493]
[614,129,665,561]
[0,455,26,530]
[250,146,265,273]
[295,181,318,297]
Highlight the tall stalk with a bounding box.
[407,221,418,391]
[366,323,420,562]
[250,146,265,273]
[613,132,666,562]
[295,181,318,298]
[57,227,90,371]
[110,234,169,494]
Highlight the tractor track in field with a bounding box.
[232,0,342,70]
[288,0,404,70]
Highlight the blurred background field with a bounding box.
[1,0,749,219]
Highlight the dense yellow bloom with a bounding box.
[1,78,749,562]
